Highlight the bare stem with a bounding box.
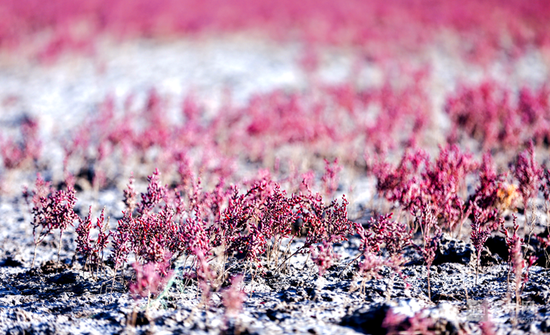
[427,268,431,300]
[275,246,305,273]
[339,253,363,278]
[57,230,64,264]
[32,243,38,268]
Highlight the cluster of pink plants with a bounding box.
[50,81,433,190]
[369,140,550,297]
[372,143,549,233]
[4,2,550,333]
[446,81,550,150]
[4,77,549,200]
[20,153,428,307]
[23,167,361,299]
[3,8,548,309]
[372,144,477,231]
[13,79,550,306]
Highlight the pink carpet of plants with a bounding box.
[1,1,550,334]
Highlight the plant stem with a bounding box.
[275,246,305,273]
[58,230,64,264]
[427,267,431,300]
[32,244,38,268]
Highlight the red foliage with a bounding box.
[514,142,542,209]
[372,148,429,212]
[24,174,78,246]
[470,203,503,284]
[472,152,505,210]
[413,206,441,300]
[373,145,476,232]
[501,216,526,305]
[321,158,342,198]
[358,213,411,261]
[446,82,550,150]
[421,145,477,231]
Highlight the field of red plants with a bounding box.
[1,1,550,334]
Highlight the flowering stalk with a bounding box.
[470,203,503,285]
[414,206,441,300]
[501,215,526,310]
[514,142,542,234]
[76,206,110,273]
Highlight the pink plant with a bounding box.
[129,259,172,299]
[514,142,542,212]
[133,206,178,264]
[470,204,503,285]
[137,168,167,215]
[373,145,476,233]
[23,174,78,266]
[479,302,496,335]
[178,181,212,258]
[222,275,246,318]
[413,206,441,300]
[446,82,550,149]
[110,210,133,273]
[358,213,411,263]
[76,206,110,271]
[372,148,428,213]
[501,215,526,307]
[421,144,477,231]
[215,184,270,262]
[75,209,93,266]
[310,240,338,276]
[472,152,505,210]
[111,170,175,271]
[321,158,342,198]
[122,170,182,264]
[122,173,137,214]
